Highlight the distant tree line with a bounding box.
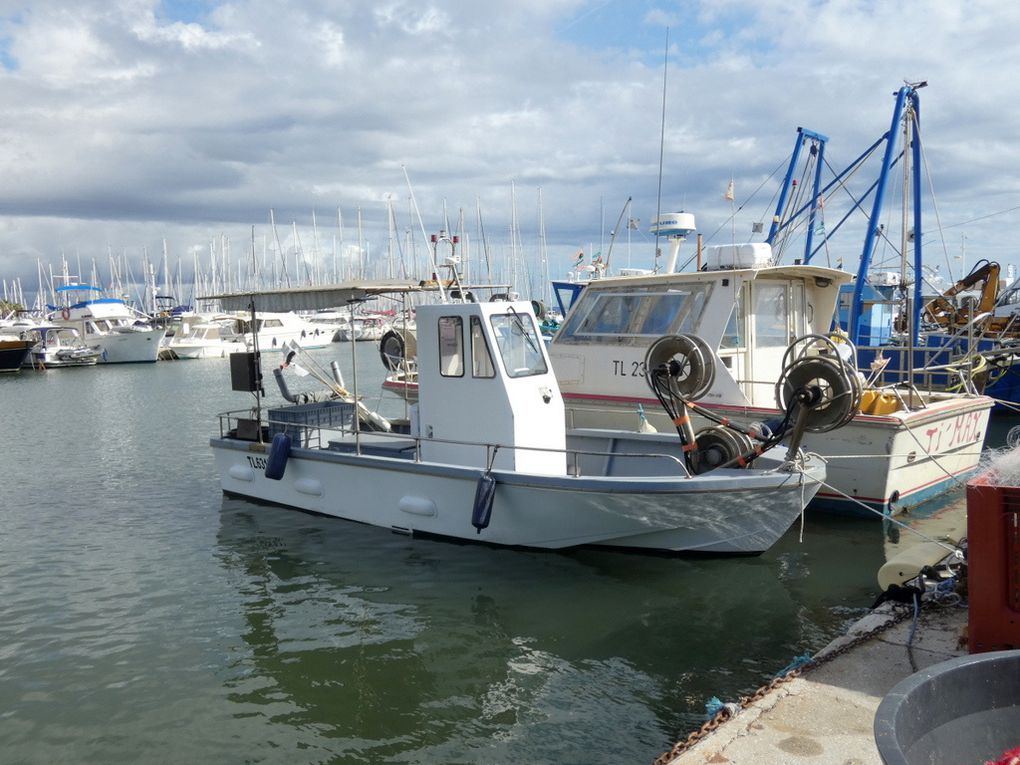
[0,299,25,315]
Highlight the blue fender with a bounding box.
[265,432,291,480]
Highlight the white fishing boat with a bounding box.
[48,285,165,363]
[546,238,993,516]
[211,297,854,554]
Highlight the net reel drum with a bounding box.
[644,334,716,401]
[776,334,862,434]
[775,334,863,461]
[691,426,756,474]
[644,334,718,473]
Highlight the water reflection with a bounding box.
[215,498,886,763]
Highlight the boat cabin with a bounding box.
[414,301,567,476]
[548,244,851,409]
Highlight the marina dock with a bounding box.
[660,601,968,764]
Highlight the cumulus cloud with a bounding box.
[0,0,1017,297]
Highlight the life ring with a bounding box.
[60,307,71,321]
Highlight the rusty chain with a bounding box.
[652,605,914,765]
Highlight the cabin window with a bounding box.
[753,282,790,347]
[438,316,464,377]
[555,283,713,346]
[490,311,548,378]
[470,317,495,378]
[792,283,806,335]
[720,287,745,349]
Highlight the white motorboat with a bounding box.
[211,297,855,554]
[302,309,350,342]
[229,311,334,350]
[545,240,993,516]
[20,325,101,368]
[161,316,247,359]
[49,285,165,363]
[336,313,391,342]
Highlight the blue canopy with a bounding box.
[55,284,102,293]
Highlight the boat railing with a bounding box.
[216,407,693,478]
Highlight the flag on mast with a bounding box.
[724,178,735,201]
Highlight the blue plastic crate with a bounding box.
[267,400,355,437]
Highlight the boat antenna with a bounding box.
[347,296,366,453]
[247,228,263,439]
[603,196,631,272]
[654,27,669,273]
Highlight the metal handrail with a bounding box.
[215,407,694,478]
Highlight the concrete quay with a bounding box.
[661,602,968,765]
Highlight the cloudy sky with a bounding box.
[1,0,1018,303]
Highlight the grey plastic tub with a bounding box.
[874,649,1020,765]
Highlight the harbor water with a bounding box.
[0,343,1005,764]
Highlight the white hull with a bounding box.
[337,327,387,342]
[248,328,332,350]
[168,340,247,359]
[562,393,991,514]
[382,372,419,402]
[90,328,165,363]
[212,435,823,554]
[29,349,99,367]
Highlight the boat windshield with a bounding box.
[555,283,713,346]
[490,311,547,378]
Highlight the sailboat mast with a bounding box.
[538,187,549,305]
[387,198,397,279]
[357,207,365,280]
[270,208,288,287]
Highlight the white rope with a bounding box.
[989,397,1020,414]
[899,419,977,492]
[799,470,807,543]
[813,475,964,556]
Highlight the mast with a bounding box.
[849,84,920,345]
[509,180,519,295]
[337,206,345,282]
[357,207,365,280]
[539,189,549,305]
[765,127,828,263]
[457,206,469,287]
[387,197,396,279]
[403,165,447,302]
[909,90,924,347]
[477,198,492,288]
[270,208,288,287]
[653,27,669,273]
[311,210,321,286]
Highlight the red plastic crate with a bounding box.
[967,473,1020,653]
